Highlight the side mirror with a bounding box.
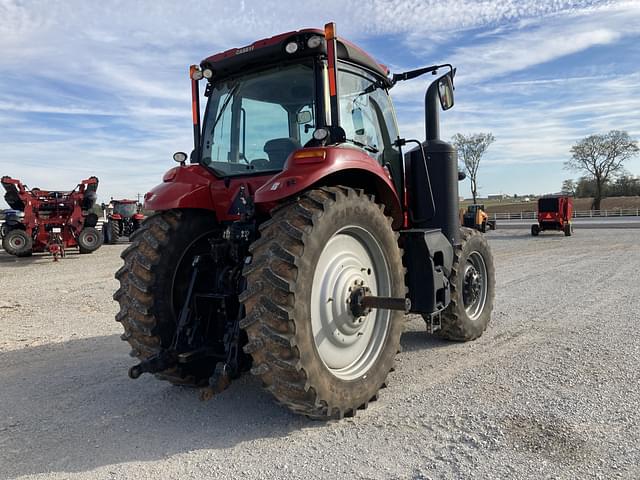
[437,74,454,111]
[296,110,312,124]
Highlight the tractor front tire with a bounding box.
[2,229,33,257]
[78,227,103,254]
[564,223,572,236]
[433,228,495,341]
[114,210,221,386]
[531,224,540,236]
[241,187,405,419]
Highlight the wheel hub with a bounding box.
[348,284,372,320]
[463,265,481,305]
[462,251,488,321]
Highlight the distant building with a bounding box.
[487,194,507,201]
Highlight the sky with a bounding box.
[1,0,639,205]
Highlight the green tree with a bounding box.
[565,130,639,210]
[452,132,495,204]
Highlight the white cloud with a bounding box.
[0,0,639,202]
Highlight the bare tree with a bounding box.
[565,130,639,210]
[452,133,495,204]
[561,179,576,196]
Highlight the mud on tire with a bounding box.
[114,210,221,386]
[240,186,405,419]
[432,227,495,341]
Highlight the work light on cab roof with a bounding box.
[116,22,495,420]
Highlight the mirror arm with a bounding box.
[391,64,454,87]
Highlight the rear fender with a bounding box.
[254,147,403,228]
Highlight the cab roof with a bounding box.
[202,28,390,81]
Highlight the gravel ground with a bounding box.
[1,229,639,479]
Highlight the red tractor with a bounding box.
[531,195,573,236]
[1,176,103,258]
[115,23,496,419]
[103,199,144,244]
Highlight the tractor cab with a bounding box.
[156,24,455,226]
[182,27,406,197]
[111,200,139,218]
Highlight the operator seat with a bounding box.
[263,138,301,169]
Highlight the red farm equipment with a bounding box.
[531,195,574,237]
[114,23,496,419]
[103,199,144,244]
[1,176,103,258]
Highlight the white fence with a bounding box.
[0,219,105,233]
[3,210,639,230]
[491,209,640,220]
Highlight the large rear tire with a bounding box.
[78,226,103,254]
[114,210,221,386]
[241,187,405,419]
[2,229,33,257]
[433,228,495,341]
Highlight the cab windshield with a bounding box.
[114,203,137,217]
[200,61,317,177]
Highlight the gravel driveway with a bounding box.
[1,229,639,479]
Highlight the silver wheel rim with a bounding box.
[310,226,391,381]
[463,251,488,321]
[82,231,98,247]
[9,234,25,250]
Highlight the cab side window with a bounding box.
[337,67,383,160]
[337,65,400,163]
[337,63,402,188]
